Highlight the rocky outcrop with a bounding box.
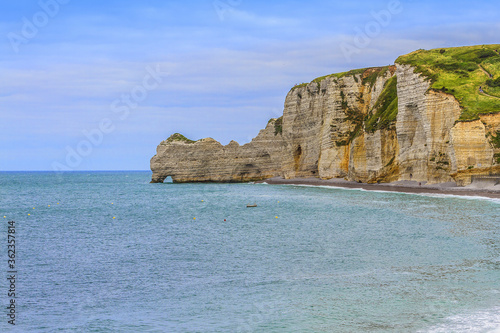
[151,62,500,185]
[150,121,287,183]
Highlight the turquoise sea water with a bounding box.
[1,171,499,332]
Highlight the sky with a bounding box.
[1,0,499,171]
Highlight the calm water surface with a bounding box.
[0,171,499,332]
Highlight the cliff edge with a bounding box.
[151,45,500,185]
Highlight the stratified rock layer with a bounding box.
[150,121,286,183]
[151,64,500,185]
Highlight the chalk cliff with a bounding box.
[151,45,500,185]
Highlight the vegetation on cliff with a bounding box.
[267,117,283,135]
[166,133,197,144]
[492,131,500,164]
[319,66,393,86]
[491,130,500,148]
[274,116,283,135]
[396,44,500,120]
[291,66,394,91]
[365,76,398,132]
[487,77,500,88]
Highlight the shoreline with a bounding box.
[257,177,500,199]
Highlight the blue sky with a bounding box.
[1,0,499,171]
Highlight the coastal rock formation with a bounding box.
[150,123,286,183]
[151,45,500,185]
[450,117,500,185]
[395,64,461,183]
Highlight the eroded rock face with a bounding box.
[349,129,400,183]
[150,121,287,183]
[395,64,462,183]
[450,116,500,185]
[282,68,398,183]
[151,65,500,185]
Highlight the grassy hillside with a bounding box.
[396,44,500,120]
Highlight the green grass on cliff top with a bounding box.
[396,44,500,120]
[291,66,392,90]
[166,133,197,143]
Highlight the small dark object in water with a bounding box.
[246,204,257,208]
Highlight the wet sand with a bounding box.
[257,177,500,199]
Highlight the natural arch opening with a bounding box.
[164,176,173,183]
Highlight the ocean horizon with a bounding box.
[1,171,499,332]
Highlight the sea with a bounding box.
[1,171,499,332]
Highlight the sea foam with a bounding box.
[421,307,500,333]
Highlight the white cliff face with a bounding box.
[451,120,494,171]
[450,116,500,185]
[348,129,400,183]
[281,81,324,179]
[283,68,397,182]
[151,65,500,185]
[395,64,500,185]
[150,121,287,183]
[395,64,462,183]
